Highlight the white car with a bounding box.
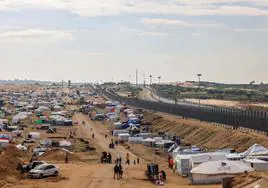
[28,164,59,179]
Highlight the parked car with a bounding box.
[22,161,47,172]
[28,164,59,179]
[91,113,105,121]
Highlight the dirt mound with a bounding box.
[39,149,82,162]
[232,172,262,188]
[0,145,29,187]
[144,111,268,152]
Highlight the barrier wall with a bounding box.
[99,89,268,133]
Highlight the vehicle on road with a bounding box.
[22,161,47,172]
[28,164,59,179]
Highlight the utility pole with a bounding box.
[158,76,161,101]
[149,75,152,97]
[143,74,146,87]
[197,74,202,106]
[136,69,138,88]
[175,82,179,105]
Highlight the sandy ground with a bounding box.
[8,112,220,188]
[143,111,268,152]
[182,98,268,109]
[138,87,157,102]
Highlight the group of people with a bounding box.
[125,153,140,165]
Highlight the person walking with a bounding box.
[114,164,119,180]
[119,164,123,179]
[126,153,130,165]
[108,153,112,164]
[169,158,173,169]
[65,153,69,163]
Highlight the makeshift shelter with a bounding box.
[0,140,9,147]
[190,160,254,185]
[189,153,227,169]
[174,154,191,176]
[142,138,156,146]
[128,137,144,144]
[114,122,122,129]
[136,133,151,139]
[155,140,175,151]
[59,140,72,148]
[28,132,40,139]
[113,130,128,136]
[16,144,27,151]
[127,113,136,119]
[118,133,130,141]
[173,146,202,158]
[243,158,268,171]
[241,144,268,158]
[226,153,244,161]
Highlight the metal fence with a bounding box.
[99,89,268,133]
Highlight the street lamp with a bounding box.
[158,76,161,101]
[149,75,152,87]
[143,74,146,87]
[197,74,202,106]
[158,76,161,84]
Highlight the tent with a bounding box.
[35,119,43,125]
[155,140,175,151]
[59,140,72,147]
[190,160,254,185]
[142,138,156,146]
[128,137,144,144]
[243,158,268,171]
[241,144,268,157]
[118,133,130,141]
[189,153,227,169]
[16,144,27,151]
[174,154,191,176]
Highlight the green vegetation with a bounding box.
[153,82,268,102]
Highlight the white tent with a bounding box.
[174,154,192,176]
[241,144,268,157]
[243,158,268,171]
[189,153,227,169]
[142,138,156,146]
[16,144,27,151]
[190,160,254,184]
[118,133,130,141]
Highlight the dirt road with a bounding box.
[11,113,219,188]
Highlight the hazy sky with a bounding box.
[0,0,268,84]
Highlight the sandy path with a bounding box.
[56,113,145,188]
[12,112,220,188]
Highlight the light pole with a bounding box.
[158,76,161,101]
[149,75,152,97]
[149,75,152,87]
[143,74,146,87]
[197,74,202,106]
